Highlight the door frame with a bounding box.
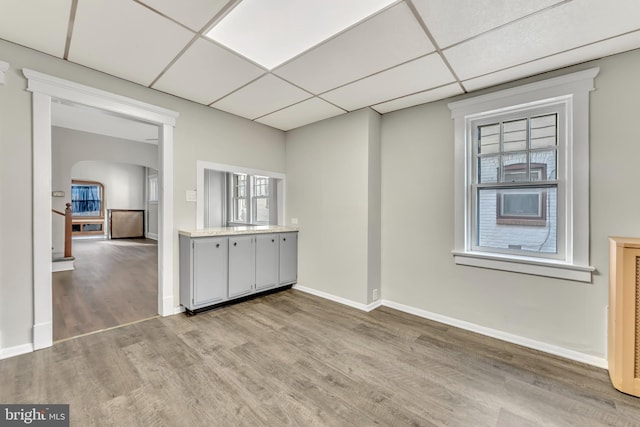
[24,68,178,350]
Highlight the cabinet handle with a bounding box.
[216,243,220,248]
[283,238,286,242]
[234,242,237,246]
[271,239,275,242]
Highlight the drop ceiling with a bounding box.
[1,0,639,131]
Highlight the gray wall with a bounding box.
[380,49,640,360]
[0,38,285,351]
[285,48,640,360]
[285,108,381,305]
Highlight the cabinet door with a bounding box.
[229,235,256,298]
[279,232,298,285]
[193,237,228,306]
[256,234,279,291]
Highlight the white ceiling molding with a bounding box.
[0,61,9,85]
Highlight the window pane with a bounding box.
[477,187,557,254]
[530,150,557,180]
[501,153,527,182]
[478,123,500,154]
[255,198,269,223]
[503,119,527,152]
[234,174,247,197]
[530,114,557,149]
[254,176,269,197]
[72,184,102,217]
[234,198,247,222]
[478,155,499,183]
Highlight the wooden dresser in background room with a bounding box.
[609,237,640,397]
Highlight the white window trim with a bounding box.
[196,160,285,228]
[448,68,599,282]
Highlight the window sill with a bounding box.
[452,250,595,282]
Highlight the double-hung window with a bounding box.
[449,68,599,282]
[230,173,271,225]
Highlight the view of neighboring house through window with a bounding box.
[474,112,558,254]
[449,68,598,281]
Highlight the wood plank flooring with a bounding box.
[2,289,640,426]
[52,238,158,341]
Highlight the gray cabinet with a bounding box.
[179,236,228,310]
[256,234,279,291]
[279,232,298,285]
[229,235,255,298]
[179,230,298,313]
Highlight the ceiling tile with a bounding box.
[212,74,311,120]
[206,0,397,69]
[138,0,228,32]
[153,38,265,105]
[69,0,194,86]
[413,0,563,49]
[322,53,455,111]
[274,2,434,94]
[443,0,640,81]
[0,0,71,58]
[371,83,463,114]
[463,30,640,92]
[255,98,345,131]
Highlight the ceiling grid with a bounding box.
[1,0,638,131]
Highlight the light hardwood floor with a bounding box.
[2,289,639,426]
[52,238,158,341]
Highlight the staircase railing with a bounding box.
[52,203,72,258]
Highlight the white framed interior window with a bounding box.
[449,68,599,282]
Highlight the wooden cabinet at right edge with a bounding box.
[608,237,640,397]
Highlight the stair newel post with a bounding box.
[64,202,72,258]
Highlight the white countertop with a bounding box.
[179,225,299,237]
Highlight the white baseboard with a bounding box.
[173,305,185,315]
[0,343,34,360]
[33,321,53,350]
[293,285,381,312]
[290,285,607,369]
[382,299,608,369]
[52,260,74,272]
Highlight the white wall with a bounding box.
[285,109,381,305]
[72,160,146,235]
[52,126,155,249]
[0,38,285,352]
[381,49,640,361]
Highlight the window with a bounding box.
[71,180,104,218]
[148,174,158,203]
[230,173,272,225]
[449,68,598,282]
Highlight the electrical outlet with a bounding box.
[291,218,298,225]
[372,288,378,300]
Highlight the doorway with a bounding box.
[25,68,178,350]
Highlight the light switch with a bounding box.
[186,190,197,202]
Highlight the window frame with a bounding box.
[71,180,104,219]
[448,68,599,282]
[230,173,271,225]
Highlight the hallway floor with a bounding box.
[52,238,158,341]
